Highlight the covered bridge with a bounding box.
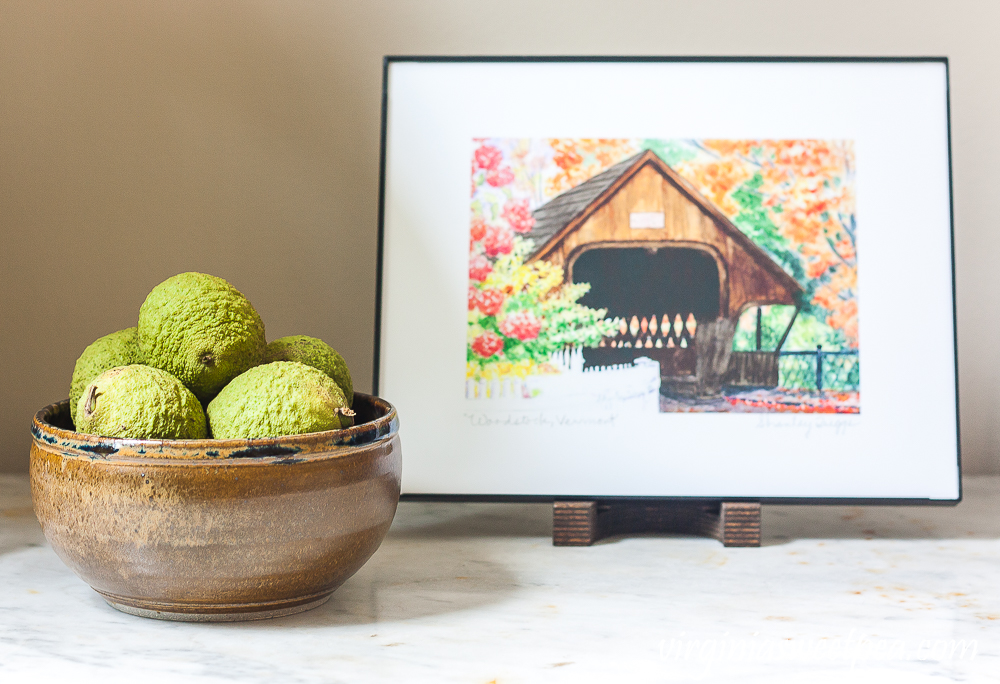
[527,149,804,394]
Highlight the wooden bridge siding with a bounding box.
[724,238,799,318]
[551,164,797,318]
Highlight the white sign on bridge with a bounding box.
[629,211,665,229]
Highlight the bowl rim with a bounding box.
[31,392,398,464]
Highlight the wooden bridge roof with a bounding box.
[528,152,646,253]
[527,149,804,301]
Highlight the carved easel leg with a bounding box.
[552,501,598,546]
[702,502,761,547]
[552,500,761,547]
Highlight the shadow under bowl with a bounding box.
[29,392,401,622]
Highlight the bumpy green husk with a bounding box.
[264,335,353,407]
[75,364,207,439]
[207,361,353,439]
[138,272,265,401]
[69,327,142,428]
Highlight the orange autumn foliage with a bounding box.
[676,140,857,346]
[546,139,638,197]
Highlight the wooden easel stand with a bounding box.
[552,500,761,547]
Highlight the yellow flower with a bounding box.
[512,359,535,378]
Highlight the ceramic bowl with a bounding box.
[29,393,400,622]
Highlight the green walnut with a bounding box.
[75,365,207,439]
[207,361,354,439]
[264,335,353,406]
[69,327,143,428]
[138,272,266,402]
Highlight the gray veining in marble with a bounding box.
[2,474,998,683]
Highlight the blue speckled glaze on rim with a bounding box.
[31,392,399,464]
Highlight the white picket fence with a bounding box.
[465,348,661,414]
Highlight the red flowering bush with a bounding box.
[468,254,492,282]
[485,166,514,187]
[470,216,487,242]
[502,199,535,234]
[467,140,620,381]
[482,224,513,257]
[499,311,542,341]
[467,239,619,378]
[474,145,502,171]
[471,332,505,358]
[476,288,505,316]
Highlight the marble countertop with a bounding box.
[2,474,998,683]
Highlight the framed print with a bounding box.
[375,57,959,503]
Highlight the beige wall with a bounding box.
[1,0,995,473]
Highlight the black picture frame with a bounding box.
[374,56,960,506]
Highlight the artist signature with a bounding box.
[754,414,857,437]
[463,412,617,428]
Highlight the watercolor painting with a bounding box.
[466,139,858,414]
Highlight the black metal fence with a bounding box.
[779,346,859,392]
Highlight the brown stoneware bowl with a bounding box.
[29,392,400,622]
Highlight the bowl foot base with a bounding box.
[100,592,333,622]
